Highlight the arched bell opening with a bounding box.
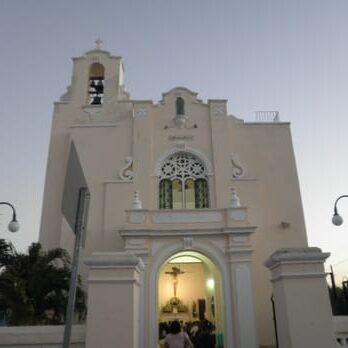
[176,97,185,115]
[157,250,225,347]
[88,62,105,105]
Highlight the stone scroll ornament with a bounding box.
[230,154,246,179]
[119,157,134,181]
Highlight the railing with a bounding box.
[255,111,280,122]
[337,336,348,347]
[335,317,348,347]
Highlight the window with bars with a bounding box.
[159,153,209,209]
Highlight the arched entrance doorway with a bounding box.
[157,251,225,347]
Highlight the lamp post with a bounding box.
[332,195,348,226]
[0,202,19,232]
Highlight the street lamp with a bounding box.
[0,202,19,232]
[332,195,348,226]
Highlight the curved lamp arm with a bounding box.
[332,195,348,226]
[0,201,20,232]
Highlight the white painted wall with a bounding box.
[0,325,85,348]
[39,47,308,348]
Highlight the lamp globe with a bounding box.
[332,214,343,226]
[8,220,20,232]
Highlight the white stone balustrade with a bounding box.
[335,317,348,347]
[125,207,249,227]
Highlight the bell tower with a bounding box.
[39,41,130,251]
[64,39,128,108]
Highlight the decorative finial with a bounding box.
[230,187,241,207]
[132,191,142,210]
[96,38,103,50]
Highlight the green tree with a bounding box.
[329,285,348,316]
[0,239,86,325]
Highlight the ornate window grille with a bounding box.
[159,153,209,209]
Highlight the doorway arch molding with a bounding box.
[147,238,235,348]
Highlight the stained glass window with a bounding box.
[159,179,172,209]
[185,179,195,209]
[172,179,183,209]
[159,153,209,209]
[195,179,209,208]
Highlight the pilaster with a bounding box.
[208,100,230,209]
[132,101,154,208]
[227,233,259,348]
[84,252,145,348]
[265,247,336,348]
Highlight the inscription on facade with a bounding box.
[168,135,194,141]
[134,107,147,118]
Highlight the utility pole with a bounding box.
[330,265,337,300]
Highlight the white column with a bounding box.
[84,252,145,348]
[265,247,337,348]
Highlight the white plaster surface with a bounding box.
[38,48,308,348]
[234,263,259,348]
[152,210,223,223]
[0,325,85,347]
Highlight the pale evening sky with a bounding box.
[0,0,348,282]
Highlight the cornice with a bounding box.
[265,247,330,269]
[119,226,257,237]
[84,252,145,271]
[162,86,198,98]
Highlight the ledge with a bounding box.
[70,123,119,129]
[119,226,256,237]
[84,251,145,271]
[244,122,290,126]
[104,179,134,184]
[124,207,249,226]
[265,247,330,269]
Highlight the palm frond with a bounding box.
[0,241,86,325]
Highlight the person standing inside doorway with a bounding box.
[164,320,194,348]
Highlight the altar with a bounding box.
[159,312,191,323]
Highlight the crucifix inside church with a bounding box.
[165,266,184,297]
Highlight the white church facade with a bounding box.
[38,43,337,348]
